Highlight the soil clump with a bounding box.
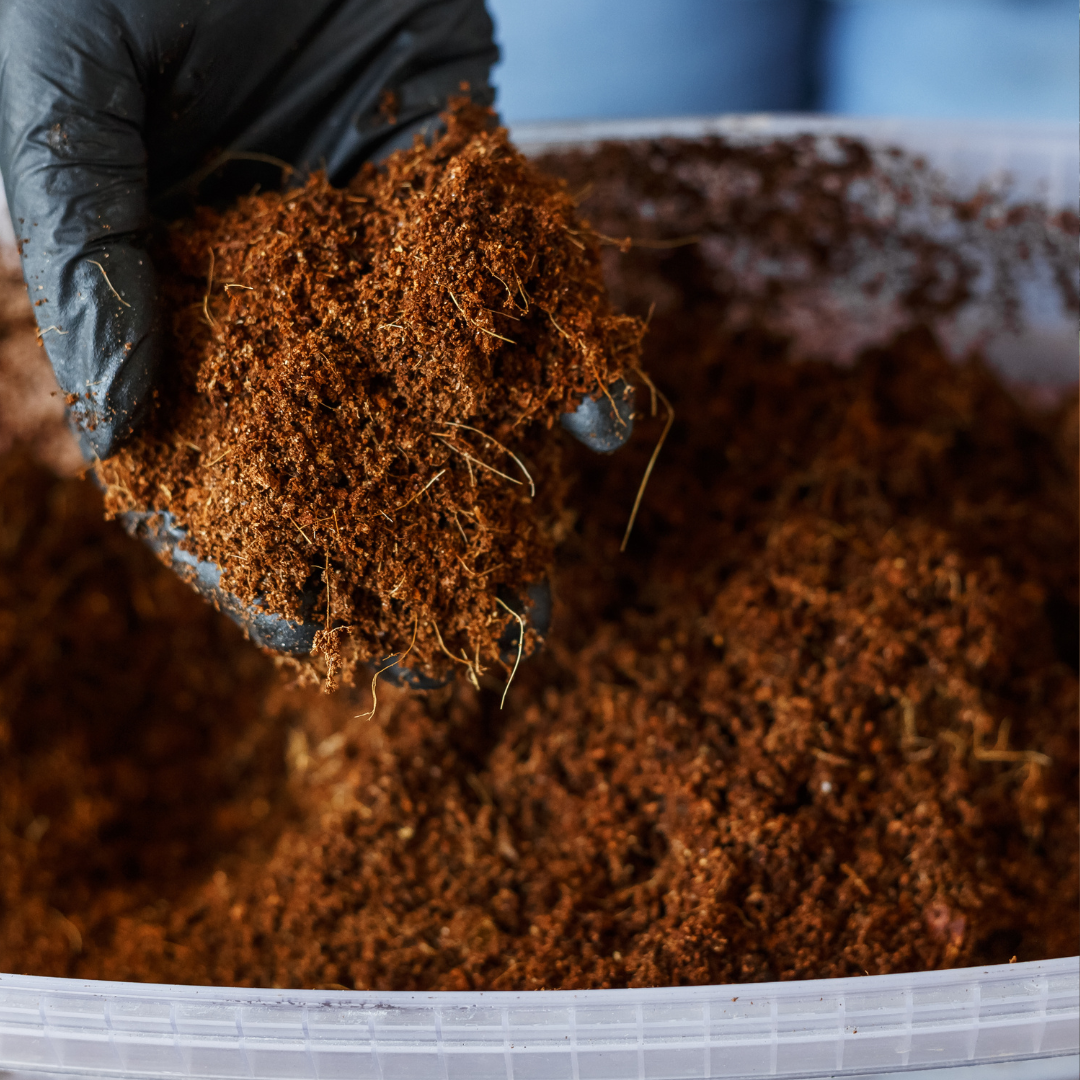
[98,102,643,686]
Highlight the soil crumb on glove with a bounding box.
[98,101,644,687]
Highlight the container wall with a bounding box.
[1,958,1077,1079]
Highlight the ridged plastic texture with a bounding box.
[1,119,1078,1080]
[0,959,1076,1080]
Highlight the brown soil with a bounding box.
[97,102,642,686]
[0,133,1076,989]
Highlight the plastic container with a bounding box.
[0,957,1076,1080]
[1,116,1077,1080]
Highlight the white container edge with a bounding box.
[0,957,1078,1080]
[510,114,1079,211]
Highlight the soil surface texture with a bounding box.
[0,133,1076,989]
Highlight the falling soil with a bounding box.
[97,101,642,687]
[0,132,1077,988]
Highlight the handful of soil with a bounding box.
[98,101,643,685]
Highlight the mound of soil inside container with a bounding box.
[97,101,642,685]
[1,329,1076,989]
[0,133,1076,989]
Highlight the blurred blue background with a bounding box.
[486,0,1078,123]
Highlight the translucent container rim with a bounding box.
[1,954,1076,1010]
[1,958,1078,1079]
[510,113,1079,211]
[509,112,1076,152]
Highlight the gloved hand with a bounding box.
[0,0,502,459]
[0,0,634,664]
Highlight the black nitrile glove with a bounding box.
[0,0,633,664]
[0,0,500,459]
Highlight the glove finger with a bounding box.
[0,1,157,460]
[121,508,322,654]
[561,378,636,453]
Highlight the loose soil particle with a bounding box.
[98,102,643,686]
[0,133,1076,989]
